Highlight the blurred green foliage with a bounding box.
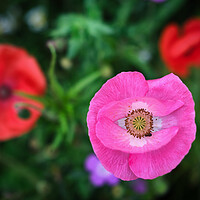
[0,0,200,199]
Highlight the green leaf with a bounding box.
[51,113,69,149]
[67,37,84,58]
[67,71,101,98]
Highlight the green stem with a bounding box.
[14,91,46,104]
[67,71,101,97]
[48,44,64,98]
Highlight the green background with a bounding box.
[0,0,200,199]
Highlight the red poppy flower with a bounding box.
[0,44,46,141]
[159,18,200,77]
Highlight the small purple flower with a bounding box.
[132,179,148,194]
[85,154,120,187]
[151,0,166,3]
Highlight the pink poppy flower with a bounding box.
[87,72,196,180]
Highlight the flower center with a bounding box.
[132,116,146,130]
[0,85,12,100]
[125,108,153,139]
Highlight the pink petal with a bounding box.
[89,72,148,111]
[129,133,193,179]
[147,73,194,107]
[147,74,195,143]
[97,97,184,122]
[87,109,137,181]
[130,74,196,179]
[97,99,130,122]
[87,72,148,181]
[96,116,179,154]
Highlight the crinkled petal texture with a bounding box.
[87,72,196,180]
[0,44,46,141]
[159,18,200,77]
